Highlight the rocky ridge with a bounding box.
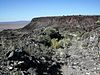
[0,15,100,75]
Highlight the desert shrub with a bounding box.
[43,27,57,35]
[51,39,60,49]
[96,20,100,25]
[38,35,51,46]
[59,38,71,48]
[38,27,64,47]
[43,27,63,40]
[51,37,72,49]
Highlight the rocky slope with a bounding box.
[0,15,100,75]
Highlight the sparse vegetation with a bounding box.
[96,20,100,25]
[51,38,60,49]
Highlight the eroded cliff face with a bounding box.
[0,16,100,75]
[22,16,100,32]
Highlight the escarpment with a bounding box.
[22,16,100,32]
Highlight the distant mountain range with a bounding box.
[0,21,30,31]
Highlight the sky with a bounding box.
[0,0,100,22]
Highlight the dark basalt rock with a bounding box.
[6,49,29,61]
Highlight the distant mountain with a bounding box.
[0,21,30,31]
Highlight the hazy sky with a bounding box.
[0,0,100,22]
